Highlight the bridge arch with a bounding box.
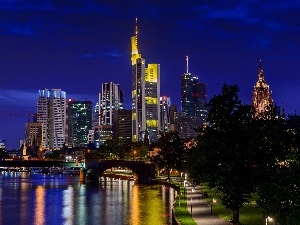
[98,160,156,184]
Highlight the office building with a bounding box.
[160,96,171,133]
[131,18,160,143]
[112,109,132,146]
[67,99,92,147]
[99,82,123,125]
[37,89,67,149]
[181,56,207,119]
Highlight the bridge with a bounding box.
[0,159,157,184]
[98,160,156,184]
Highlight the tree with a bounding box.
[256,114,300,225]
[187,84,258,225]
[130,141,149,161]
[101,139,130,159]
[150,131,187,180]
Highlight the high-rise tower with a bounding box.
[67,99,92,147]
[181,56,207,118]
[99,82,123,125]
[131,18,160,143]
[252,60,273,118]
[37,88,67,149]
[160,96,171,133]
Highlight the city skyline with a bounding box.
[1,1,300,148]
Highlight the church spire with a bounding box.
[258,59,264,80]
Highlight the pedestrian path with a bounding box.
[185,183,231,225]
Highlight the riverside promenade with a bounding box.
[185,182,231,225]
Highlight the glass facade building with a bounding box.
[67,100,92,147]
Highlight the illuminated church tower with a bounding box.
[131,18,160,143]
[252,60,273,118]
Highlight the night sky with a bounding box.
[1,1,300,149]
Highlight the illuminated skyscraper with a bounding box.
[160,96,171,133]
[37,88,67,149]
[252,60,273,118]
[67,99,92,147]
[99,82,123,125]
[181,56,207,118]
[131,18,160,143]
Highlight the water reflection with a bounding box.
[0,172,174,225]
[34,186,45,225]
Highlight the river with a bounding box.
[0,171,175,225]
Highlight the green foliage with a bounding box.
[150,131,187,180]
[187,84,263,224]
[187,83,300,225]
[44,150,61,159]
[256,114,300,225]
[100,139,131,159]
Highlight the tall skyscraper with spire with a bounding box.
[131,18,160,143]
[181,56,207,118]
[179,56,208,139]
[252,60,273,118]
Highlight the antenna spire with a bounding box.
[186,55,189,73]
[135,17,138,36]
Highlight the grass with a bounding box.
[173,184,197,225]
[201,185,266,225]
[164,176,266,225]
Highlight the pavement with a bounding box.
[185,182,232,225]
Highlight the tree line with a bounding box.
[150,84,300,225]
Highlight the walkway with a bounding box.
[185,182,231,225]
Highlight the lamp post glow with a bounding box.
[211,199,216,215]
[266,216,273,225]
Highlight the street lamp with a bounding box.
[266,216,273,225]
[211,198,216,214]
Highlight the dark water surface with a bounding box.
[0,172,174,225]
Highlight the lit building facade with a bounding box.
[99,82,123,125]
[112,109,132,146]
[131,18,160,143]
[37,88,67,149]
[67,99,92,147]
[92,102,100,127]
[180,56,208,134]
[181,56,208,118]
[160,96,171,133]
[252,60,273,118]
[25,122,43,150]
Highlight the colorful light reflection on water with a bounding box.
[0,172,174,225]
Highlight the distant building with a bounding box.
[99,82,123,125]
[37,89,67,149]
[67,99,92,147]
[176,112,200,140]
[112,109,132,146]
[169,104,178,132]
[131,18,160,143]
[160,96,171,133]
[25,122,43,150]
[181,56,208,121]
[252,60,273,118]
[180,56,208,138]
[93,125,113,147]
[92,102,100,127]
